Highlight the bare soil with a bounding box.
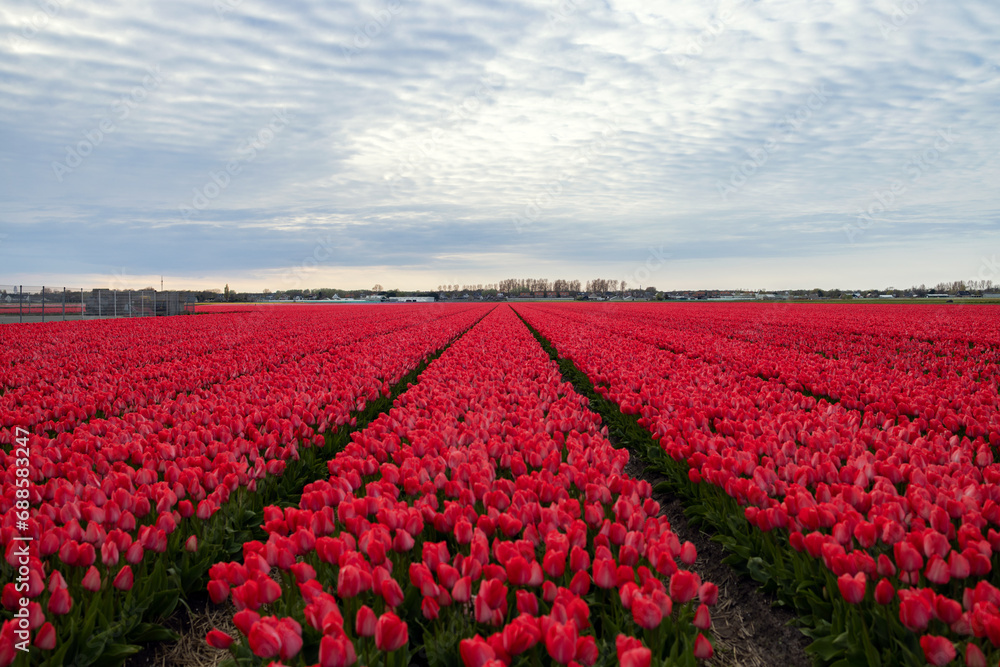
[624,457,812,667]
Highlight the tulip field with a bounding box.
[3,302,1000,667]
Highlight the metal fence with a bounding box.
[0,286,196,324]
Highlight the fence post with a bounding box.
[98,290,102,318]
[81,288,84,318]
[19,285,22,324]
[41,286,45,322]
[62,287,66,321]
[114,290,118,318]
[153,290,156,317]
[129,291,132,317]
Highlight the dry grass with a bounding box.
[131,603,235,667]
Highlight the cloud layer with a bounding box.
[1,0,999,290]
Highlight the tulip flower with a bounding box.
[632,594,663,629]
[669,571,699,603]
[837,572,866,604]
[248,621,282,659]
[356,605,377,637]
[900,595,933,632]
[319,634,358,667]
[544,621,578,665]
[374,612,408,652]
[81,566,102,592]
[35,622,56,650]
[919,635,956,666]
[460,636,496,667]
[206,629,235,649]
[47,588,72,615]
[693,634,714,660]
[501,614,542,655]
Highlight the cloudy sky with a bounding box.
[1,0,998,291]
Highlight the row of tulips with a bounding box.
[0,305,489,665]
[0,305,474,435]
[515,302,1000,666]
[206,305,718,667]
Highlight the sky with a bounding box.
[1,0,999,292]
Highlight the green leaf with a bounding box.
[807,631,849,662]
[746,556,770,583]
[128,622,180,643]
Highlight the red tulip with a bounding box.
[381,577,405,608]
[693,603,711,630]
[35,622,56,650]
[679,541,697,565]
[919,635,956,666]
[568,570,591,596]
[874,578,895,605]
[247,620,281,658]
[47,587,72,615]
[894,541,923,572]
[544,621,577,664]
[81,566,102,592]
[0,585,18,612]
[632,594,663,629]
[900,595,932,632]
[593,558,617,589]
[374,612,408,652]
[965,642,987,667]
[925,555,951,586]
[356,605,377,637]
[337,565,370,598]
[619,644,651,667]
[698,582,718,606]
[421,596,440,620]
[516,590,539,616]
[460,636,496,667]
[501,614,541,655]
[575,635,598,666]
[208,579,229,604]
[319,634,357,667]
[669,571,699,603]
[543,549,566,578]
[693,633,714,660]
[206,629,235,649]
[233,609,261,637]
[837,572,865,604]
[453,576,472,603]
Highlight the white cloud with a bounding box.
[1,0,998,290]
